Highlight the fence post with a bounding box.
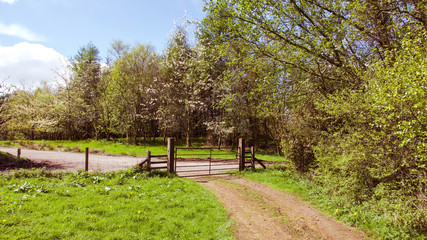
[209,148,212,175]
[85,147,89,171]
[17,148,21,160]
[238,138,245,171]
[167,138,175,174]
[147,150,151,171]
[251,146,255,169]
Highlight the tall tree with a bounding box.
[160,27,203,147]
[67,42,103,139]
[108,43,159,143]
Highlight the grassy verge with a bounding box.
[0,139,287,162]
[0,168,233,240]
[237,165,427,240]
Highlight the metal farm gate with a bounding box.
[140,138,265,177]
[174,147,238,177]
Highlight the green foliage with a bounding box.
[0,169,233,239]
[201,0,427,236]
[68,42,103,139]
[107,43,159,143]
[1,1,426,236]
[314,29,427,233]
[1,84,60,140]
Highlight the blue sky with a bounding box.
[0,0,206,88]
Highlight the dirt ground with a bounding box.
[0,147,242,174]
[198,176,367,240]
[0,147,143,171]
[1,147,367,239]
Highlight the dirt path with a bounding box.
[198,176,366,240]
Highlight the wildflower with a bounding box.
[2,219,6,223]
[354,212,358,216]
[137,210,141,214]
[22,219,26,222]
[335,209,339,212]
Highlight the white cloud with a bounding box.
[0,42,69,88]
[0,0,18,4]
[0,22,46,42]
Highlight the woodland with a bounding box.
[0,0,426,236]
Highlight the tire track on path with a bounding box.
[197,176,367,240]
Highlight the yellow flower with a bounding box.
[2,219,6,223]
[335,209,339,212]
[354,212,358,216]
[22,219,26,222]
[137,210,141,214]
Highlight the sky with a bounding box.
[0,0,206,88]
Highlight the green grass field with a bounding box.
[0,139,287,162]
[0,168,233,240]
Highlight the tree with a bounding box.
[200,0,427,168]
[107,43,159,143]
[65,42,103,139]
[1,83,60,140]
[160,27,203,147]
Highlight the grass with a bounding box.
[0,168,233,240]
[237,165,427,240]
[0,139,287,162]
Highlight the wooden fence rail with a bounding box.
[139,138,265,175]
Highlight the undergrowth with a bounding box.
[0,168,233,239]
[238,165,427,240]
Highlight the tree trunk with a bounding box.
[163,127,167,146]
[186,130,191,148]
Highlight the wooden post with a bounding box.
[167,138,175,174]
[85,147,89,171]
[17,148,21,160]
[147,150,151,171]
[209,148,212,175]
[251,146,255,169]
[238,138,245,171]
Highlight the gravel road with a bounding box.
[0,147,239,175]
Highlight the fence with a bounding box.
[174,147,238,177]
[2,138,265,174]
[1,147,142,172]
[140,138,266,177]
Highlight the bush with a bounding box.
[313,29,427,234]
